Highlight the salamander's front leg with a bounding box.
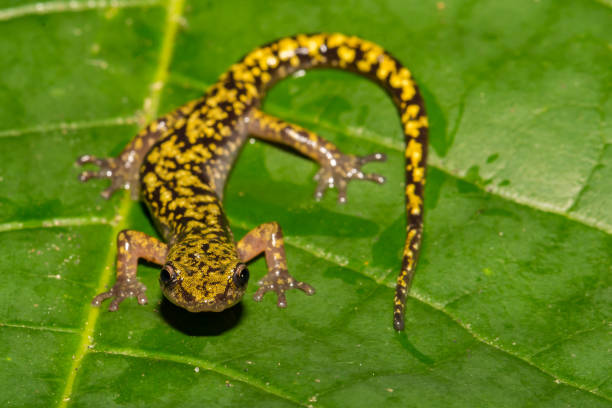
[237,222,315,307]
[92,230,168,311]
[248,109,386,203]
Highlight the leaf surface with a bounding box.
[1,0,610,407]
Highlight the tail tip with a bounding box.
[393,314,405,331]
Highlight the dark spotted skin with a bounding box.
[77,33,428,331]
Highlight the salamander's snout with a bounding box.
[159,261,248,313]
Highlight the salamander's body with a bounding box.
[77,33,428,330]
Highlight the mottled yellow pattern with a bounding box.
[77,33,428,330]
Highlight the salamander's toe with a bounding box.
[90,278,148,311]
[75,154,140,199]
[358,152,387,165]
[253,268,315,308]
[312,151,386,203]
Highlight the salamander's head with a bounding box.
[159,235,249,312]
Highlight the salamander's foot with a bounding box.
[314,152,387,203]
[253,268,315,308]
[91,277,148,311]
[76,154,140,199]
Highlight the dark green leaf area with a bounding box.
[0,6,163,131]
[1,226,112,329]
[0,126,136,226]
[1,326,80,407]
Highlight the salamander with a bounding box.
[76,33,428,331]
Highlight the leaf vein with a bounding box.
[0,116,138,139]
[567,137,609,213]
[0,216,111,234]
[93,346,313,407]
[0,321,79,334]
[0,0,164,22]
[528,323,607,359]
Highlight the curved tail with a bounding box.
[230,33,428,330]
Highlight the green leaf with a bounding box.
[1,0,610,407]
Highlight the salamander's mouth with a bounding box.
[173,297,238,313]
[161,284,245,313]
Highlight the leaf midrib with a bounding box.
[56,0,185,406]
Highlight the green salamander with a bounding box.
[77,33,428,330]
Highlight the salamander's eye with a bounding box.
[233,264,249,288]
[160,264,176,285]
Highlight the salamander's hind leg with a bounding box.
[76,154,139,200]
[92,230,168,311]
[76,100,198,199]
[76,116,172,199]
[247,109,386,203]
[237,222,315,307]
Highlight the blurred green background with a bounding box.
[0,0,610,407]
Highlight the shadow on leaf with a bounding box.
[160,297,243,336]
